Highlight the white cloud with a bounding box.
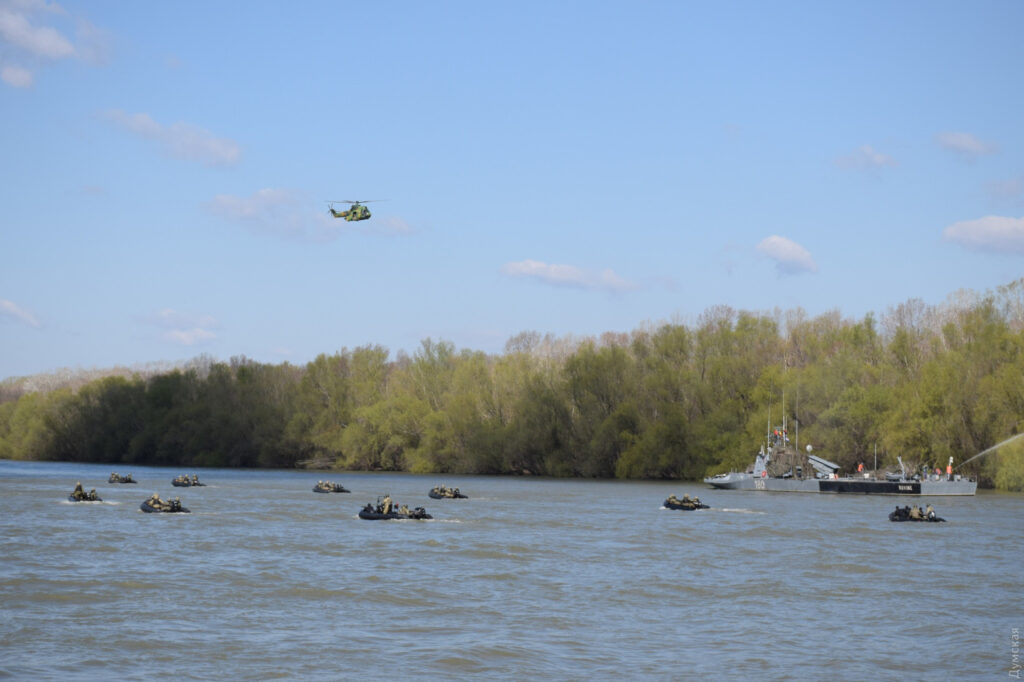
[165,327,217,346]
[0,298,41,327]
[936,131,996,158]
[0,3,74,59]
[989,176,1024,204]
[375,216,413,235]
[756,236,818,275]
[0,1,108,87]
[1,63,32,86]
[105,109,241,167]
[501,259,637,292]
[153,308,218,329]
[836,144,897,170]
[209,190,411,241]
[73,17,110,66]
[208,188,294,221]
[140,308,219,346]
[943,216,1024,255]
[207,188,310,239]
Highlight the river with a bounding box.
[1,460,1020,680]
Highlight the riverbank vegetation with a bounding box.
[2,280,1022,490]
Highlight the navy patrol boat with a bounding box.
[705,423,977,496]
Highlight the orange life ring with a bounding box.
[761,470,767,478]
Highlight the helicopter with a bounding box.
[326,200,382,222]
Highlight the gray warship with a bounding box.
[704,426,977,496]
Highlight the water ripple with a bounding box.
[1,461,1021,679]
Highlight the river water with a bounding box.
[1,460,1020,680]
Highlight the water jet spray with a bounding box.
[955,432,1024,470]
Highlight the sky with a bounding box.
[2,1,1023,380]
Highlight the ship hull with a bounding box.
[818,479,919,494]
[704,473,820,492]
[919,478,977,496]
[818,477,976,495]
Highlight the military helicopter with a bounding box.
[326,200,382,222]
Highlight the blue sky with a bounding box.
[2,1,1022,380]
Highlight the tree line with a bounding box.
[1,280,1022,490]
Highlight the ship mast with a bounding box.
[794,391,799,452]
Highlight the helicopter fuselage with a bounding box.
[329,205,371,221]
